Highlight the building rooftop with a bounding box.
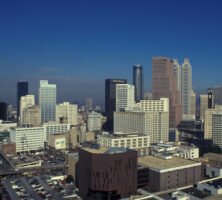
[82,147,135,154]
[182,187,211,199]
[100,132,146,139]
[138,156,200,172]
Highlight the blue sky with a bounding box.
[0,0,222,105]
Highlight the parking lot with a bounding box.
[2,174,80,200]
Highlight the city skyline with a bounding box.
[0,0,222,105]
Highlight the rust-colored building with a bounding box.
[77,147,137,199]
[0,141,16,155]
[152,57,182,128]
[138,156,201,192]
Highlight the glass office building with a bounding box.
[39,80,56,123]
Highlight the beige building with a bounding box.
[114,110,169,144]
[56,102,78,125]
[23,105,41,126]
[66,153,79,185]
[20,95,35,124]
[191,90,196,119]
[79,131,95,143]
[68,128,80,149]
[200,94,208,121]
[136,98,169,112]
[204,105,222,139]
[47,133,68,149]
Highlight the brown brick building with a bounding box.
[77,147,137,199]
[138,156,201,192]
[152,57,182,128]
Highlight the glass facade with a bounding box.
[39,80,56,123]
[133,65,144,102]
[17,81,28,119]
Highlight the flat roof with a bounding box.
[101,132,146,139]
[138,156,200,173]
[182,187,210,199]
[82,147,135,154]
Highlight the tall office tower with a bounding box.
[213,86,222,106]
[208,88,213,109]
[0,102,8,121]
[19,95,35,124]
[87,111,102,131]
[152,57,182,128]
[114,110,169,144]
[212,114,222,149]
[105,79,127,121]
[133,65,144,102]
[17,81,28,120]
[56,102,78,125]
[173,59,182,103]
[39,80,56,123]
[116,84,135,111]
[85,98,93,111]
[23,105,41,126]
[181,58,192,120]
[191,90,196,119]
[204,105,222,139]
[200,94,208,121]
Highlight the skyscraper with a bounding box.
[173,59,181,103]
[105,79,127,121]
[20,95,35,124]
[116,84,135,111]
[133,65,144,102]
[85,98,93,111]
[0,102,8,121]
[152,57,182,128]
[213,86,222,106]
[212,114,222,149]
[17,81,28,120]
[181,58,192,120]
[39,80,56,123]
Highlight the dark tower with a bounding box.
[105,79,127,130]
[17,81,28,120]
[133,65,144,102]
[208,88,213,108]
[0,102,8,121]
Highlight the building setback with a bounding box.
[77,147,137,199]
[152,57,182,128]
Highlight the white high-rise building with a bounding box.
[116,84,135,111]
[10,126,45,153]
[181,58,192,120]
[56,102,78,125]
[114,110,169,144]
[173,59,181,103]
[87,111,102,131]
[23,105,41,126]
[173,58,194,121]
[191,90,196,118]
[39,80,56,123]
[20,95,35,124]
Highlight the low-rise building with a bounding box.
[97,132,150,156]
[10,126,45,153]
[47,133,68,149]
[150,141,199,160]
[0,139,16,155]
[138,156,201,192]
